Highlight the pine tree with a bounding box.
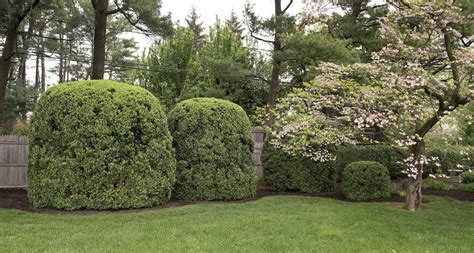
[185,7,205,48]
[225,10,244,40]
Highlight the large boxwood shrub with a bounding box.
[168,98,256,200]
[335,145,404,180]
[28,80,176,210]
[342,161,390,201]
[262,141,336,193]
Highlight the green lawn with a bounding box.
[1,196,473,252]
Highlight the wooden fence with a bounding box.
[0,136,28,187]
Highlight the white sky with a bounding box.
[162,0,304,27]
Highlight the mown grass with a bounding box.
[1,196,473,252]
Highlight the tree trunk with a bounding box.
[0,1,23,128]
[40,30,46,92]
[17,33,26,84]
[91,0,109,80]
[66,38,72,82]
[17,17,35,86]
[35,51,40,90]
[59,33,64,83]
[405,140,425,212]
[265,0,283,127]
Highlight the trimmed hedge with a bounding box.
[262,142,336,193]
[168,98,256,200]
[342,161,390,201]
[459,183,474,193]
[424,178,453,191]
[28,80,176,210]
[335,145,404,180]
[460,172,474,184]
[424,146,474,177]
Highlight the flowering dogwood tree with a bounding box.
[269,0,473,211]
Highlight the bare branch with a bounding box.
[112,0,151,33]
[106,8,121,15]
[423,87,444,105]
[282,0,293,14]
[250,32,275,44]
[246,74,271,85]
[107,0,124,15]
[17,0,40,25]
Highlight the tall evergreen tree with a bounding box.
[90,0,173,80]
[0,0,40,129]
[185,6,205,48]
[325,0,388,62]
[225,10,245,39]
[245,0,297,126]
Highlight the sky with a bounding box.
[161,0,304,27]
[130,0,305,56]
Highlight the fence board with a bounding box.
[0,135,28,187]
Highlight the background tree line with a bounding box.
[0,0,471,144]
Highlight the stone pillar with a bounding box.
[252,128,265,178]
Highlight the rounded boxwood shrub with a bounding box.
[168,98,256,200]
[335,145,404,180]
[262,141,336,193]
[342,161,390,201]
[28,80,176,210]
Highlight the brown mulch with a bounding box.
[0,186,472,215]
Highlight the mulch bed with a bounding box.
[0,186,472,215]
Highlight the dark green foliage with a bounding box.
[459,183,474,193]
[424,146,474,177]
[342,161,390,201]
[28,80,176,210]
[0,0,8,31]
[139,27,198,111]
[424,178,453,191]
[335,145,404,180]
[1,84,38,134]
[262,141,336,193]
[326,0,389,61]
[460,172,474,184]
[278,31,359,84]
[168,98,256,200]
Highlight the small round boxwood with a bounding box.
[168,98,256,200]
[262,141,336,193]
[335,145,405,180]
[28,80,176,210]
[342,161,390,201]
